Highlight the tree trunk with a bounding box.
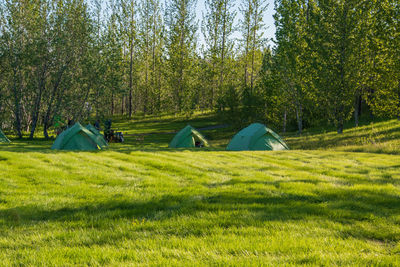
[48,86,68,136]
[176,30,185,113]
[129,88,133,117]
[250,2,259,92]
[244,0,251,89]
[337,4,347,134]
[29,91,43,139]
[111,91,114,116]
[134,83,138,114]
[157,58,162,113]
[22,103,31,133]
[337,105,344,134]
[211,60,217,108]
[152,13,157,114]
[144,57,148,116]
[180,28,185,113]
[73,87,90,122]
[295,105,303,135]
[121,96,124,115]
[128,4,135,118]
[354,93,361,127]
[398,80,400,120]
[369,87,375,120]
[43,65,67,139]
[283,108,287,133]
[12,68,22,139]
[337,120,344,134]
[43,117,52,139]
[219,0,227,92]
[144,22,150,116]
[29,68,46,139]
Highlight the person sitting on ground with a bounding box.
[115,131,124,143]
[94,120,100,130]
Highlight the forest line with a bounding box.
[0,0,399,138]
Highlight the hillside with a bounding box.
[286,119,400,154]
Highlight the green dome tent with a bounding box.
[169,125,209,148]
[0,129,10,143]
[227,123,289,151]
[86,124,108,148]
[51,122,105,151]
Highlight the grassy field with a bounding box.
[1,114,400,265]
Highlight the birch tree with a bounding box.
[165,0,198,113]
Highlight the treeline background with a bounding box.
[0,0,399,138]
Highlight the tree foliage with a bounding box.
[0,0,399,138]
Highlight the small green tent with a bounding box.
[227,123,289,151]
[51,122,104,151]
[169,125,209,148]
[0,129,10,143]
[86,124,108,148]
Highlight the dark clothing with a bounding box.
[94,121,100,130]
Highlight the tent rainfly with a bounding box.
[227,123,289,151]
[169,125,209,148]
[86,124,108,148]
[51,122,104,151]
[0,129,10,143]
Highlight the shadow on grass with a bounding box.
[0,139,54,153]
[1,186,399,242]
[0,143,227,154]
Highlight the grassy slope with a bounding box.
[286,118,400,154]
[1,114,400,265]
[111,112,400,153]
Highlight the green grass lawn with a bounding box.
[1,114,400,265]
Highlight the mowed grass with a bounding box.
[1,114,400,265]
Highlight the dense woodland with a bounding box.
[0,0,399,138]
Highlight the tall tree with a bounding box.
[274,0,311,134]
[137,0,164,115]
[239,0,267,92]
[312,0,364,133]
[365,0,400,119]
[43,0,93,138]
[104,5,124,116]
[120,0,137,117]
[165,0,198,113]
[203,0,236,109]
[1,0,30,138]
